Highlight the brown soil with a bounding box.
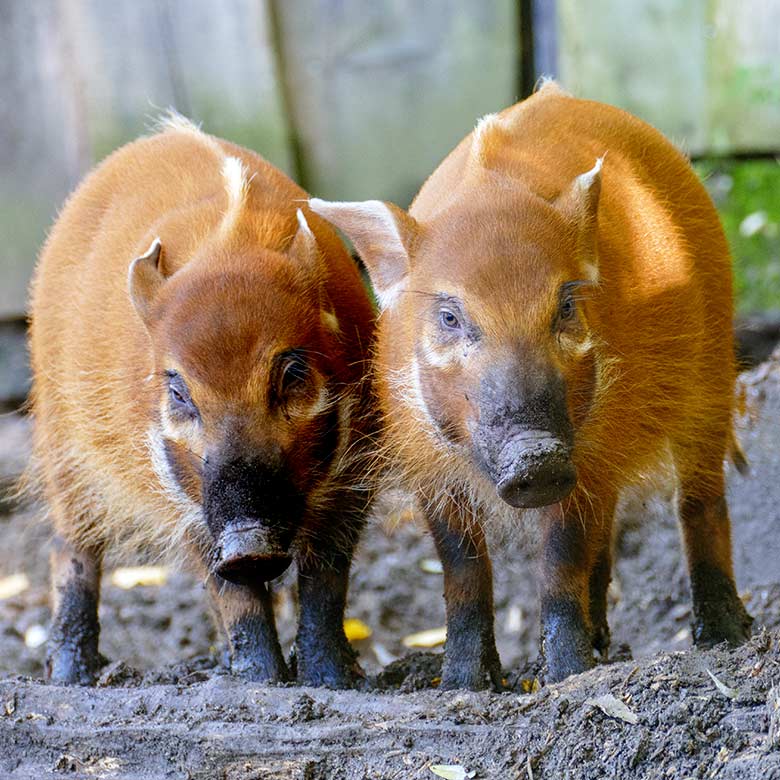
[0,350,779,779]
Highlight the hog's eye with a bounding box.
[439,308,461,331]
[560,295,576,322]
[166,371,198,419]
[279,351,309,394]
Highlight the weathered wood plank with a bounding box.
[73,0,293,169]
[557,0,780,156]
[706,0,780,154]
[0,1,91,319]
[274,0,519,206]
[557,0,709,154]
[0,0,291,319]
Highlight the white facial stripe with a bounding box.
[419,339,461,369]
[159,402,201,447]
[321,309,340,332]
[296,208,315,239]
[583,261,599,282]
[576,155,604,194]
[147,425,201,515]
[375,279,406,311]
[308,386,331,418]
[566,334,595,356]
[409,355,439,431]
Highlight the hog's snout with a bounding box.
[213,521,292,584]
[494,431,576,508]
[203,451,301,585]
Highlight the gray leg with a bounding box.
[208,577,289,682]
[47,537,103,685]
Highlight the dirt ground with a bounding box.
[0,348,779,779]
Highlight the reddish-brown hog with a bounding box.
[310,81,753,688]
[29,115,377,687]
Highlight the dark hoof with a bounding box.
[292,637,365,689]
[46,645,104,686]
[592,621,611,659]
[440,651,504,691]
[693,601,754,649]
[690,564,754,649]
[541,598,595,684]
[543,647,595,684]
[230,654,290,683]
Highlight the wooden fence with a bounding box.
[0,0,778,319]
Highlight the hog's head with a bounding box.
[129,211,347,582]
[310,145,604,510]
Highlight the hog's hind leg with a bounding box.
[207,577,290,682]
[673,433,753,648]
[47,536,103,685]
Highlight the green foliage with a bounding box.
[695,158,780,313]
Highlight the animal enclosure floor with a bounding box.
[0,350,778,779]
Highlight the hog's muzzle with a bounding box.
[494,431,576,509]
[213,521,292,585]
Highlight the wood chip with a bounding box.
[768,686,780,748]
[343,618,372,642]
[430,765,474,779]
[24,624,47,649]
[402,627,447,648]
[419,558,443,574]
[109,566,168,589]
[0,573,30,600]
[706,669,738,700]
[586,693,639,724]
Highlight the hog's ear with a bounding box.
[308,198,418,311]
[555,157,604,282]
[288,209,320,273]
[128,238,165,326]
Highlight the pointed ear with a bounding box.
[128,238,165,325]
[308,198,418,310]
[288,209,320,272]
[555,157,604,282]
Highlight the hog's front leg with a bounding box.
[425,496,503,691]
[208,577,289,682]
[294,550,364,689]
[47,536,103,685]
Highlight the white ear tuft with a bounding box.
[574,155,604,195]
[288,208,320,272]
[308,198,418,311]
[296,208,315,239]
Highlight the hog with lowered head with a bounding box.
[29,115,377,687]
[310,81,753,688]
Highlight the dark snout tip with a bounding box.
[213,522,292,584]
[497,464,577,509]
[215,553,292,585]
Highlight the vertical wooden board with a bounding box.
[151,0,293,171]
[0,1,91,319]
[275,0,518,206]
[69,0,292,169]
[557,0,708,154]
[706,0,780,153]
[0,0,292,318]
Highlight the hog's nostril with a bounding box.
[497,461,576,509]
